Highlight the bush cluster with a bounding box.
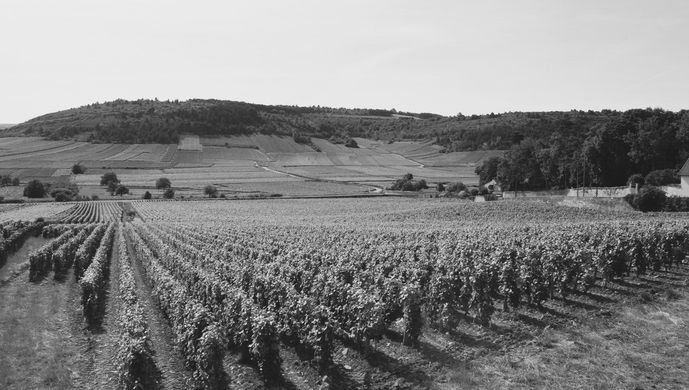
[624,186,667,212]
[644,169,679,186]
[0,175,20,186]
[388,173,428,191]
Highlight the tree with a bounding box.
[644,169,679,186]
[388,174,427,191]
[71,164,85,174]
[627,174,645,187]
[115,185,129,196]
[446,182,467,193]
[475,156,502,185]
[51,189,75,202]
[436,183,445,192]
[23,180,46,198]
[581,121,632,186]
[108,181,119,195]
[50,176,79,198]
[163,188,175,199]
[11,177,19,186]
[156,177,172,189]
[100,172,119,186]
[496,138,546,191]
[143,191,152,199]
[204,185,218,198]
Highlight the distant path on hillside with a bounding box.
[255,162,384,193]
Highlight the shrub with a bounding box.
[50,189,75,202]
[436,183,445,192]
[446,182,467,193]
[292,131,310,144]
[344,138,358,148]
[469,187,480,196]
[91,195,100,201]
[635,186,666,212]
[204,185,218,198]
[645,169,679,186]
[23,180,46,198]
[71,164,85,174]
[156,177,171,189]
[143,191,152,200]
[163,188,175,199]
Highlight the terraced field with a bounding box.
[0,135,500,199]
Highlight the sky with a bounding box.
[1,0,688,123]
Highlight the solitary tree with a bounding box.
[143,191,152,199]
[23,180,46,198]
[627,173,645,187]
[156,177,172,189]
[100,172,119,186]
[204,185,218,198]
[71,164,85,174]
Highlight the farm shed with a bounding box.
[680,158,689,194]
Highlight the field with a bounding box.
[1,198,688,389]
[0,136,497,200]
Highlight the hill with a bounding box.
[4,99,689,187]
[0,124,15,129]
[1,99,680,150]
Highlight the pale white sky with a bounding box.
[1,0,688,123]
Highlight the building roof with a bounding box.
[679,158,689,176]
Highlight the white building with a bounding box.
[680,159,689,193]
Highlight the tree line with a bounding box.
[476,109,689,189]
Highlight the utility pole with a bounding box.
[574,164,579,198]
[581,159,586,198]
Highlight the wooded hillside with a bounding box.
[3,99,689,187]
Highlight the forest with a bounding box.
[474,109,689,188]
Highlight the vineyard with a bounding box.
[1,198,689,389]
